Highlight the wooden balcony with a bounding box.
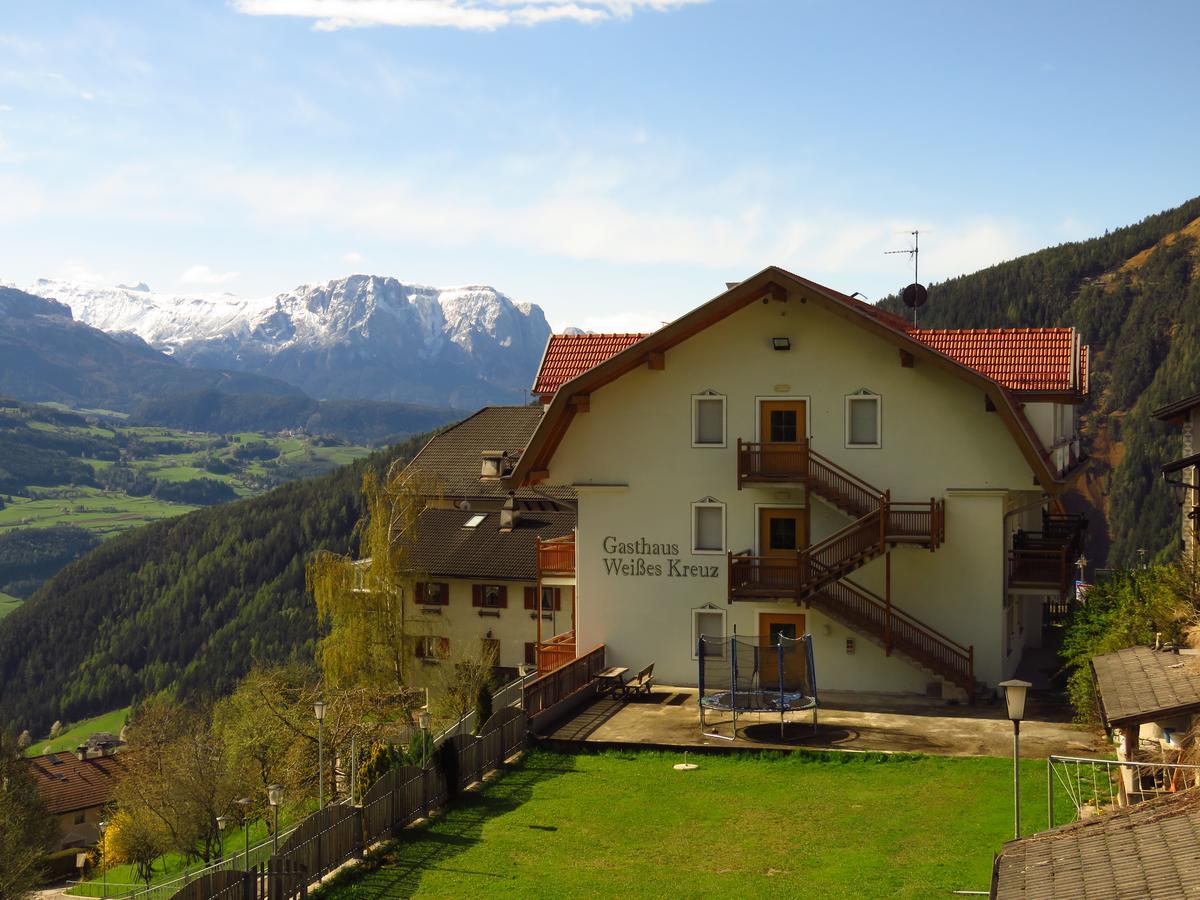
[737,438,810,486]
[536,630,577,674]
[1009,515,1086,596]
[537,533,575,577]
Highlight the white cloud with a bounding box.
[179,264,241,286]
[231,0,709,31]
[0,104,12,112]
[343,250,365,264]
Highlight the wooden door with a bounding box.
[759,400,807,476]
[758,507,808,557]
[759,612,808,690]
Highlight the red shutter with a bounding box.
[414,581,426,604]
[439,637,450,657]
[437,583,450,606]
[496,585,508,608]
[553,588,562,611]
[472,585,482,607]
[524,642,536,665]
[524,586,537,610]
[415,637,426,659]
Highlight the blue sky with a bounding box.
[0,1,1196,330]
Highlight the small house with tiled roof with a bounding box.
[506,266,1090,696]
[29,744,126,850]
[991,788,1200,899]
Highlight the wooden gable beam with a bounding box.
[647,351,665,370]
[570,394,590,413]
[766,281,788,303]
[528,468,550,485]
[899,349,914,368]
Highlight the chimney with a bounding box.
[499,491,519,532]
[481,450,513,479]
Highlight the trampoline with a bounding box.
[698,631,818,740]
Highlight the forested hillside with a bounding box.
[882,196,1200,566]
[0,432,431,735]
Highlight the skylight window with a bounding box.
[463,514,486,528]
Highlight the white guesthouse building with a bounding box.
[503,267,1089,700]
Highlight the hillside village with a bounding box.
[4,4,1200,898]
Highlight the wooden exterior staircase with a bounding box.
[731,441,974,698]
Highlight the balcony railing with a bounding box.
[535,630,577,674]
[737,438,810,485]
[1009,545,1072,595]
[537,533,575,576]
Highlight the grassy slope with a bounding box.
[0,420,370,539]
[25,707,130,757]
[0,590,21,620]
[319,749,1073,900]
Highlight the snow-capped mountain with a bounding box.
[22,275,552,408]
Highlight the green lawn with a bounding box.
[26,708,131,757]
[0,590,22,620]
[317,748,1066,899]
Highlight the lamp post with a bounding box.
[999,679,1031,839]
[235,797,252,868]
[97,820,108,899]
[216,815,228,861]
[267,784,284,855]
[418,709,432,819]
[314,699,327,809]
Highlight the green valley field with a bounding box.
[0,397,375,611]
[317,748,1068,900]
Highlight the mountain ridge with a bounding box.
[24,274,553,408]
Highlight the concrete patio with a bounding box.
[540,686,1104,758]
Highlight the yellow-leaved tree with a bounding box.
[306,464,436,712]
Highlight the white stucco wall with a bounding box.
[405,578,574,676]
[541,295,1046,693]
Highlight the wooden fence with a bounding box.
[167,707,528,900]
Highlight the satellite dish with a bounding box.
[901,283,928,309]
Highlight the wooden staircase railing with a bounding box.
[806,447,885,518]
[810,578,975,696]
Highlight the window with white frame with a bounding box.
[691,499,725,553]
[691,393,726,447]
[845,392,881,448]
[692,606,726,659]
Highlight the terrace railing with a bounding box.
[522,643,606,731]
[537,533,576,576]
[536,630,577,673]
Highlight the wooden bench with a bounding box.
[623,663,654,699]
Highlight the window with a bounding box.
[691,393,726,447]
[415,636,449,660]
[414,582,449,605]
[846,393,881,448]
[463,514,486,528]
[473,584,507,609]
[73,812,86,826]
[768,516,797,551]
[691,500,725,554]
[523,586,562,611]
[769,409,799,443]
[692,607,726,659]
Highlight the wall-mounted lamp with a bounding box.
[771,337,791,351]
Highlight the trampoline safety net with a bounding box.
[697,633,818,739]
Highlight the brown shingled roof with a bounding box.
[407,508,575,580]
[1091,645,1200,728]
[992,788,1200,899]
[29,751,126,815]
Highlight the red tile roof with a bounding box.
[29,751,126,814]
[534,326,1088,399]
[533,333,651,397]
[910,328,1085,393]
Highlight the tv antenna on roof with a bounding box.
[885,229,927,326]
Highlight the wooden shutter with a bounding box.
[524,642,536,665]
[438,637,450,657]
[472,585,483,607]
[414,637,426,658]
[437,583,450,606]
[496,585,508,609]
[414,581,426,604]
[553,587,562,611]
[524,586,537,610]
